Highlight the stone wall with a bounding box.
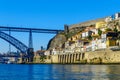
[69,18,105,29]
[49,49,120,64]
[85,50,120,63]
[50,53,86,64]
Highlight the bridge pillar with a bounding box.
[29,30,33,48]
[27,48,34,62]
[9,29,11,53]
[27,30,34,62]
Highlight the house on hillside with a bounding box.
[63,13,120,52]
[95,31,118,50]
[81,30,92,39]
[102,32,118,48]
[115,13,120,20]
[96,21,107,32]
[44,50,52,55]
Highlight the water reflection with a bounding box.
[0,64,120,80]
[106,65,120,80]
[46,64,120,80]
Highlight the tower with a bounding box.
[27,30,34,62]
[64,24,69,34]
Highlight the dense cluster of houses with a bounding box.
[45,13,120,55]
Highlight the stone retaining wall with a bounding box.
[48,50,120,64]
[85,50,120,63]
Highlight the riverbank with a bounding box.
[42,49,120,64]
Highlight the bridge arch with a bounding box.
[0,31,28,53]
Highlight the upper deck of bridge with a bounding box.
[0,26,64,34]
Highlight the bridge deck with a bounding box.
[0,26,64,33]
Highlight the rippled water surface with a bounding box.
[0,64,120,80]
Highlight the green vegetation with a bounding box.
[87,35,92,40]
[118,32,120,40]
[114,27,118,32]
[40,55,47,62]
[65,31,78,39]
[105,28,112,32]
[98,28,102,36]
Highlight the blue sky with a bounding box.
[0,0,120,53]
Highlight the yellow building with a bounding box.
[106,38,116,47]
[102,32,118,47]
[96,21,106,29]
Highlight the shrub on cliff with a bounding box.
[98,28,102,36]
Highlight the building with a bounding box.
[115,13,120,19]
[105,16,112,22]
[102,32,118,48]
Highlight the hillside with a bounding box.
[47,18,105,50]
[69,18,105,29]
[47,33,67,50]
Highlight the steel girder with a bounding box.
[0,26,64,34]
[0,31,28,53]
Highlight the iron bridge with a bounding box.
[0,26,64,53]
[0,26,64,62]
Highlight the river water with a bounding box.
[0,64,120,80]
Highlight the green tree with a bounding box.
[114,27,118,32]
[40,55,46,62]
[87,35,92,40]
[98,28,102,36]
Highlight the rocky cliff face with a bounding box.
[47,33,67,50]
